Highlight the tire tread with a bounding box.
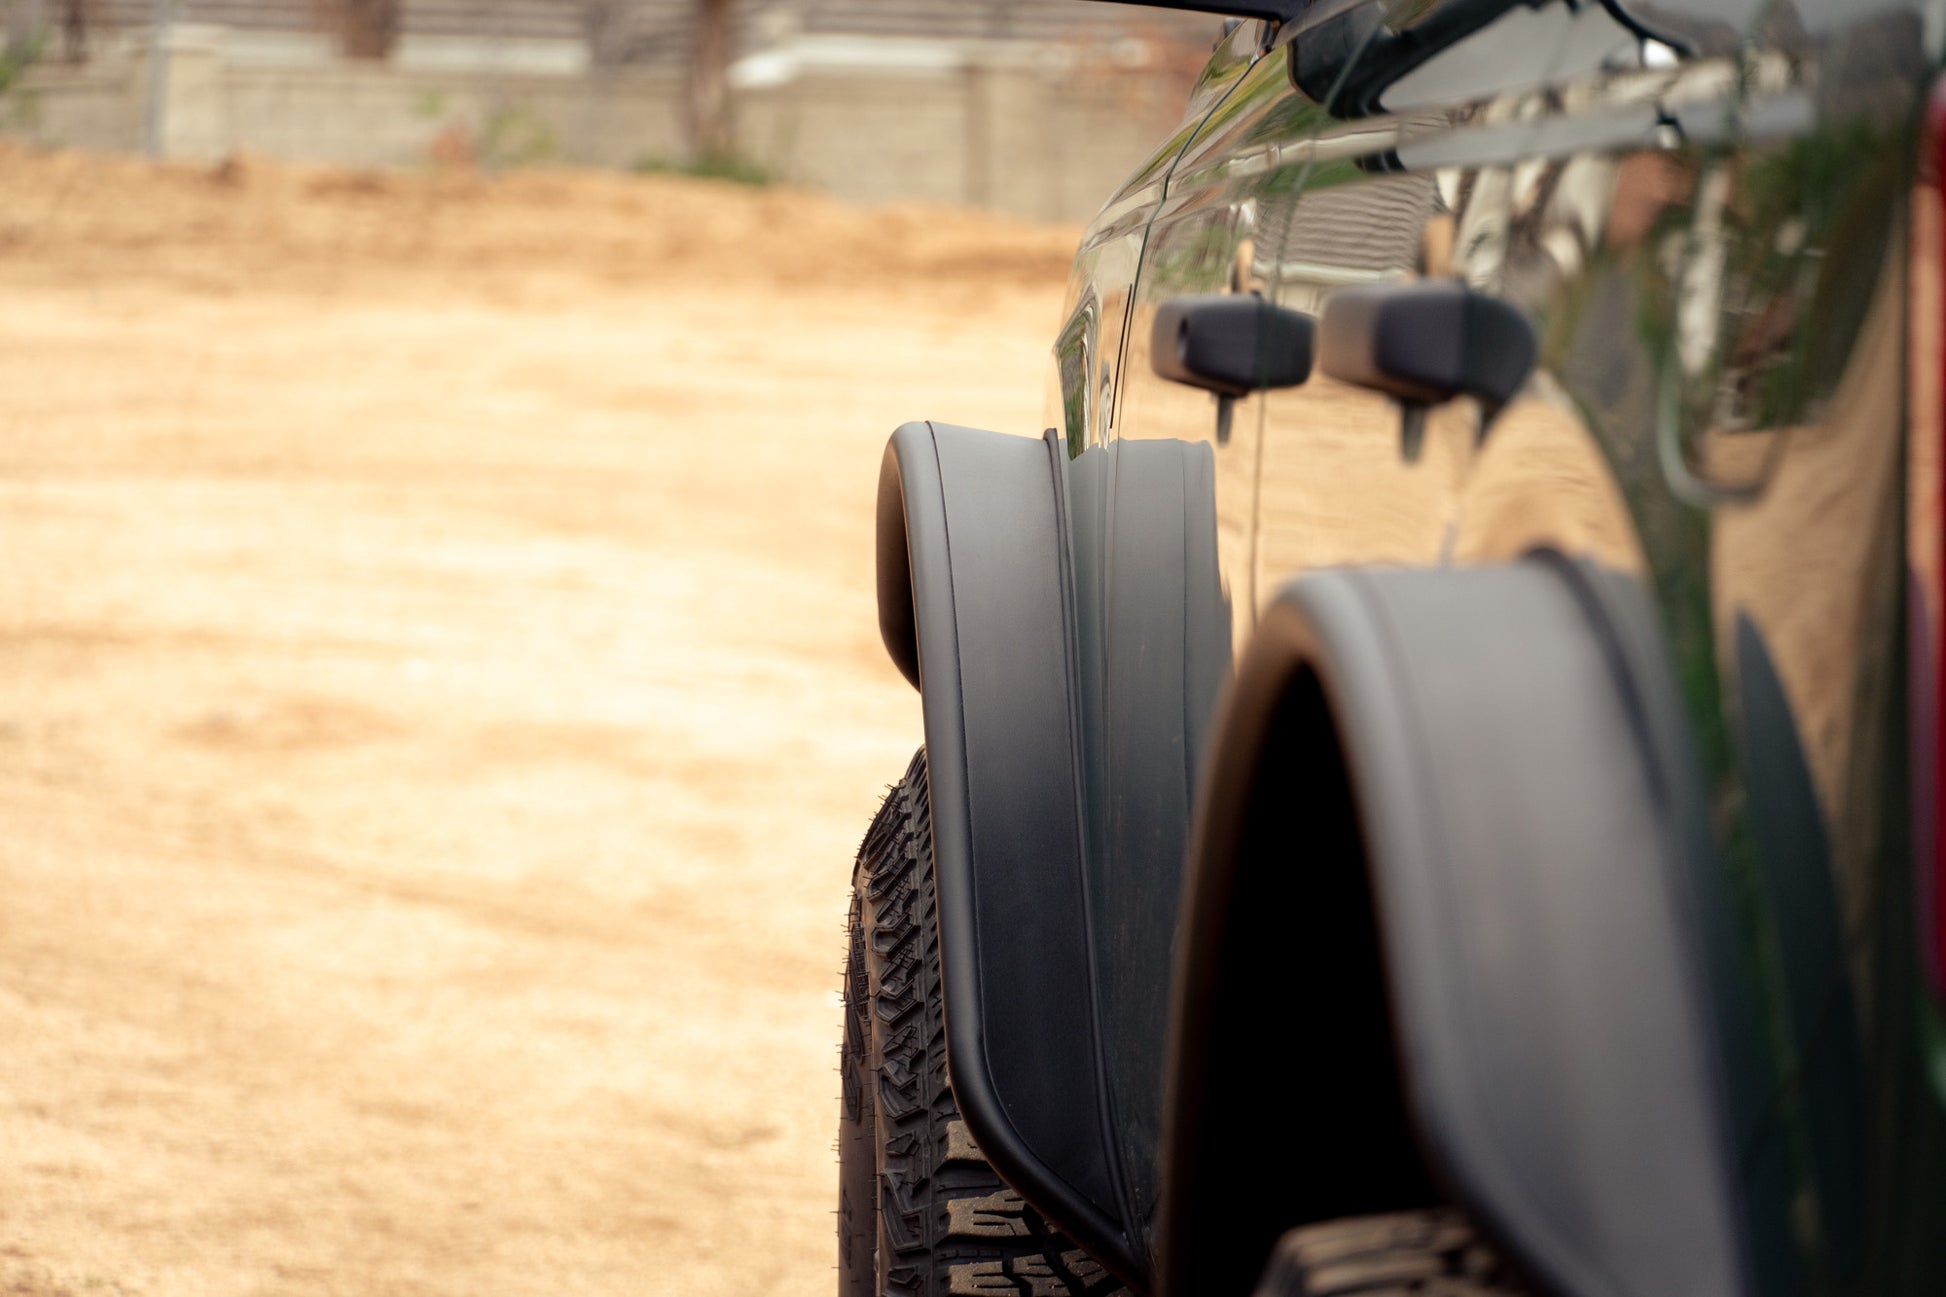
[840,750,1124,1297]
[1251,1210,1525,1297]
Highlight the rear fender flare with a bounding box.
[1159,557,1759,1297]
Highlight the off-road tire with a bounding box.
[839,882,880,1297]
[839,749,1125,1297]
[1250,1210,1527,1297]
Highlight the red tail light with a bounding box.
[1915,79,1946,1001]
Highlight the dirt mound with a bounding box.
[0,143,1083,298]
[0,139,1067,1297]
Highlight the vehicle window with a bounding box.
[1379,3,1648,111]
[1614,0,1918,52]
[1287,0,1660,118]
[1185,13,1267,108]
[1283,0,1906,120]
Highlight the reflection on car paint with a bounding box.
[1045,0,1945,1287]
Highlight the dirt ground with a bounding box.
[0,145,1077,1297]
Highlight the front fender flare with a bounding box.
[876,421,1142,1284]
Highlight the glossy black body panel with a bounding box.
[1053,1,1946,1289]
[870,0,1946,1292]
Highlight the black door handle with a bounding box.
[1318,280,1535,415]
[1151,294,1315,398]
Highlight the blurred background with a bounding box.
[1,0,1216,217]
[0,1,1216,1295]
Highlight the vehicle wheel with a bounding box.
[839,749,1125,1297]
[1250,1210,1527,1297]
[839,882,879,1297]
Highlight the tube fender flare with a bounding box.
[1160,557,1759,1297]
[875,420,1141,1284]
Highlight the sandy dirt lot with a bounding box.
[0,145,1076,1297]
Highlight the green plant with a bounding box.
[0,29,42,92]
[632,150,776,187]
[0,28,44,131]
[479,102,557,168]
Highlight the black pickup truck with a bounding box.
[838,3,1946,1296]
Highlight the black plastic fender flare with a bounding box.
[1158,556,1759,1297]
[876,420,1143,1285]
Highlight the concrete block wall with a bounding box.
[735,63,1183,220]
[213,64,691,169]
[0,28,1200,221]
[4,56,148,152]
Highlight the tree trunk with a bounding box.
[346,0,399,59]
[61,0,86,61]
[314,0,398,60]
[683,0,734,161]
[583,1,629,68]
